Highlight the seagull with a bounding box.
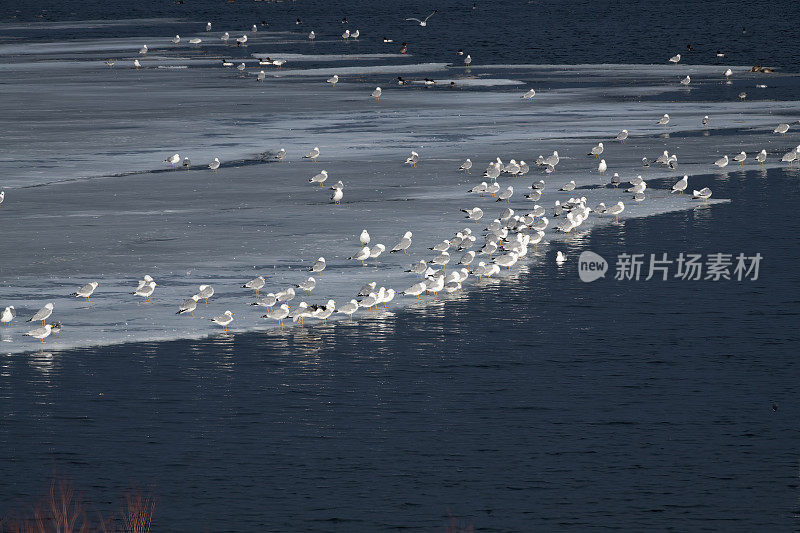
[189,38,202,45]
[296,276,316,294]
[172,35,181,44]
[264,304,290,326]
[693,187,713,200]
[182,157,191,170]
[360,229,370,245]
[671,175,688,193]
[606,201,625,221]
[390,231,413,254]
[164,153,180,167]
[311,300,336,323]
[252,293,277,310]
[774,123,790,135]
[405,10,437,26]
[28,303,54,325]
[342,29,350,39]
[326,74,339,86]
[209,157,221,172]
[522,89,536,100]
[257,71,266,82]
[733,151,747,165]
[221,32,229,42]
[177,295,200,316]
[304,146,320,162]
[72,281,98,303]
[1,306,16,327]
[206,22,212,31]
[337,300,359,320]
[680,75,691,85]
[714,155,729,168]
[308,31,316,41]
[369,244,386,263]
[197,285,214,303]
[781,150,797,166]
[310,257,327,273]
[755,149,767,164]
[724,68,733,79]
[212,310,234,331]
[589,142,604,158]
[236,62,246,73]
[105,60,115,68]
[404,151,419,167]
[358,282,376,297]
[556,251,567,264]
[616,130,628,143]
[349,246,370,266]
[702,115,710,127]
[274,148,286,162]
[243,275,266,295]
[331,187,343,204]
[496,186,514,203]
[133,59,141,69]
[25,324,52,344]
[610,173,621,187]
[352,29,360,39]
[308,170,328,186]
[139,44,148,55]
[464,54,472,67]
[459,159,472,173]
[236,35,248,46]
[272,59,286,68]
[560,180,576,194]
[371,86,382,100]
[276,287,296,305]
[598,159,607,174]
[669,53,681,64]
[657,114,670,126]
[462,207,484,222]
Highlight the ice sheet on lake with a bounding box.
[0,19,796,353]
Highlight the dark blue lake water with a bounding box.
[2,1,800,530]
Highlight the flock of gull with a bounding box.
[2,17,798,349]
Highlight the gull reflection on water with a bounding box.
[209,333,235,371]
